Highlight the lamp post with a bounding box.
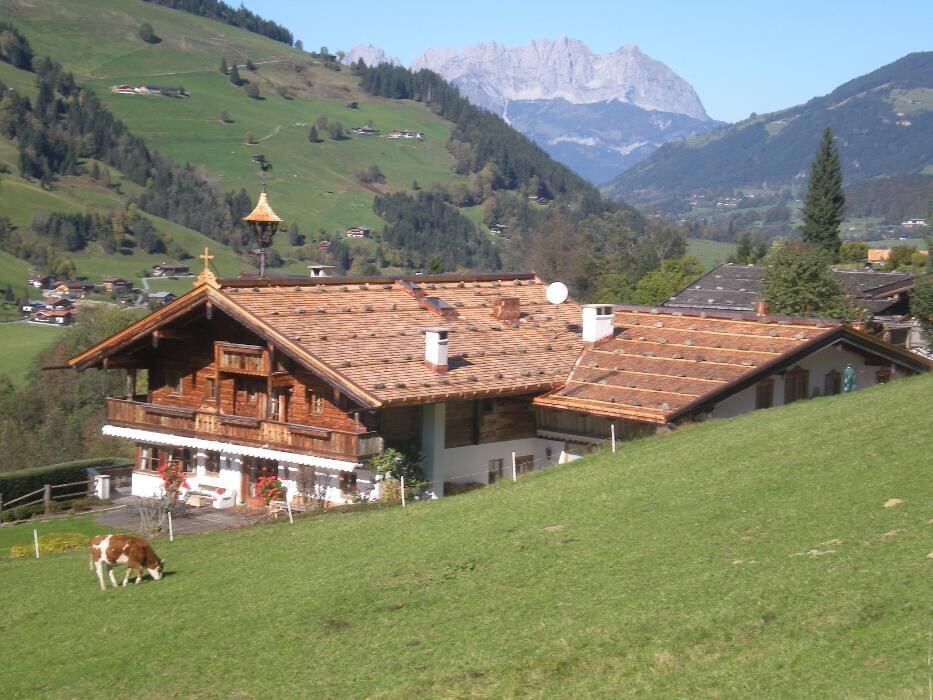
[244,155,282,278]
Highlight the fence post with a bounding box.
[285,497,293,524]
[511,452,517,482]
[168,512,174,542]
[400,475,406,508]
[43,484,51,515]
[611,423,616,453]
[33,528,40,559]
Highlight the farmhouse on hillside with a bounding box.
[345,226,371,238]
[67,271,930,506]
[152,263,191,277]
[64,189,931,508]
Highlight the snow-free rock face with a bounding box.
[410,37,720,182]
[411,37,710,120]
[343,43,400,67]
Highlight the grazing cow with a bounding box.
[89,535,164,591]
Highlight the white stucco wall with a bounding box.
[419,401,565,496]
[712,342,902,420]
[131,470,164,498]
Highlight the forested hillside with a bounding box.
[604,52,933,204]
[0,0,672,304]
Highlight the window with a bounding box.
[755,380,774,409]
[271,388,288,422]
[488,458,504,484]
[307,388,324,414]
[204,452,221,475]
[166,369,183,395]
[167,448,195,474]
[784,366,809,405]
[875,367,891,384]
[824,370,841,397]
[140,446,161,471]
[206,376,217,401]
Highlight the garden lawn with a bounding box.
[0,366,930,696]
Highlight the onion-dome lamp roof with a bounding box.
[244,190,283,225]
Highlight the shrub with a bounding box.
[47,500,63,514]
[0,510,14,522]
[0,457,128,503]
[244,83,261,99]
[13,505,29,521]
[138,23,161,44]
[10,532,88,558]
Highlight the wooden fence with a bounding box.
[0,478,95,523]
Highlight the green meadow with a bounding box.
[1,373,930,697]
[686,237,737,269]
[0,322,63,385]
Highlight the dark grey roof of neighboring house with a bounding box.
[665,264,916,313]
[665,264,763,311]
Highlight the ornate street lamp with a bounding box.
[244,155,282,278]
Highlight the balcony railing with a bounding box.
[106,398,383,462]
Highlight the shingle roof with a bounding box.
[535,306,841,423]
[220,275,584,406]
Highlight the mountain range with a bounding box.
[401,38,722,184]
[602,51,933,206]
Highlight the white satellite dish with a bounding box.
[546,281,569,305]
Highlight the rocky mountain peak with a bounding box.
[342,43,400,67]
[410,37,710,120]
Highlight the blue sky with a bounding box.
[248,1,932,123]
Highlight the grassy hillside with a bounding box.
[0,322,63,384]
[0,0,462,240]
[1,373,930,697]
[604,51,933,202]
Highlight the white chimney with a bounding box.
[582,304,615,342]
[423,327,449,373]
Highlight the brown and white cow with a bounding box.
[89,535,164,590]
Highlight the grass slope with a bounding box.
[1,374,931,697]
[0,322,63,384]
[686,237,737,270]
[1,0,463,238]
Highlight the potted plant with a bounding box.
[256,475,284,504]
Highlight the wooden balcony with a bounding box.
[106,398,383,462]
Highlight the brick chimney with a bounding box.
[581,304,615,342]
[423,327,449,373]
[756,299,770,317]
[492,296,520,322]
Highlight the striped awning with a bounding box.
[101,425,359,472]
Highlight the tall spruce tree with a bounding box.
[801,127,845,260]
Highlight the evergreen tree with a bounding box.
[801,127,845,260]
[229,64,241,86]
[307,125,319,143]
[762,242,847,318]
[219,56,228,74]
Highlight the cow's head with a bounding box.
[148,559,165,581]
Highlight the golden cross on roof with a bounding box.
[200,246,214,272]
[195,247,219,289]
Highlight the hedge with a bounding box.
[0,457,131,505]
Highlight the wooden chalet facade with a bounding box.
[67,259,931,506]
[68,269,597,504]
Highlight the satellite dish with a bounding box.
[546,281,569,305]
